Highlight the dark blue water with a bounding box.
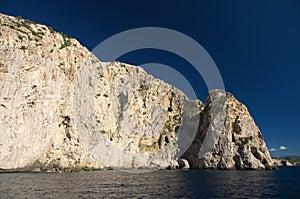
[1,167,300,198]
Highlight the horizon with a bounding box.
[1,0,300,156]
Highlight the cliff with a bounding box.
[0,13,275,171]
[273,159,293,167]
[182,91,274,169]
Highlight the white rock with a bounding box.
[181,90,275,170]
[0,13,187,171]
[0,14,275,171]
[178,158,190,169]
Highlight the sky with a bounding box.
[1,0,300,156]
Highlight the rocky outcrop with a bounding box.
[178,158,190,169]
[273,159,293,167]
[0,13,275,171]
[182,90,275,169]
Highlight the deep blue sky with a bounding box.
[1,0,300,156]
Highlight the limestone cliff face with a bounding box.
[182,90,274,169]
[0,13,193,171]
[0,13,274,171]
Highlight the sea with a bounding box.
[1,167,300,198]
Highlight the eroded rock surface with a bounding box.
[273,159,293,167]
[0,13,275,171]
[182,90,275,169]
[0,13,194,171]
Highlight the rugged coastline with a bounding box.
[0,13,275,172]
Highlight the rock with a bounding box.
[273,159,293,167]
[167,160,179,170]
[284,161,293,166]
[0,13,189,171]
[0,13,275,171]
[178,158,190,169]
[272,159,282,167]
[181,90,275,170]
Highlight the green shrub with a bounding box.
[31,30,44,39]
[17,21,43,39]
[59,38,72,49]
[18,35,23,41]
[166,124,173,132]
[48,26,55,33]
[24,19,36,24]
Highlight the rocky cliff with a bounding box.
[273,159,293,167]
[0,13,275,171]
[182,91,274,169]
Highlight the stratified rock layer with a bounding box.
[0,13,274,171]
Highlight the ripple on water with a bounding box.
[0,167,300,198]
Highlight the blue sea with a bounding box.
[1,167,300,198]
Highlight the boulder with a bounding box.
[178,159,190,169]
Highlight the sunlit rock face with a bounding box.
[0,13,194,171]
[182,90,275,170]
[0,13,274,171]
[273,159,293,167]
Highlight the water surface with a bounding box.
[1,167,300,198]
